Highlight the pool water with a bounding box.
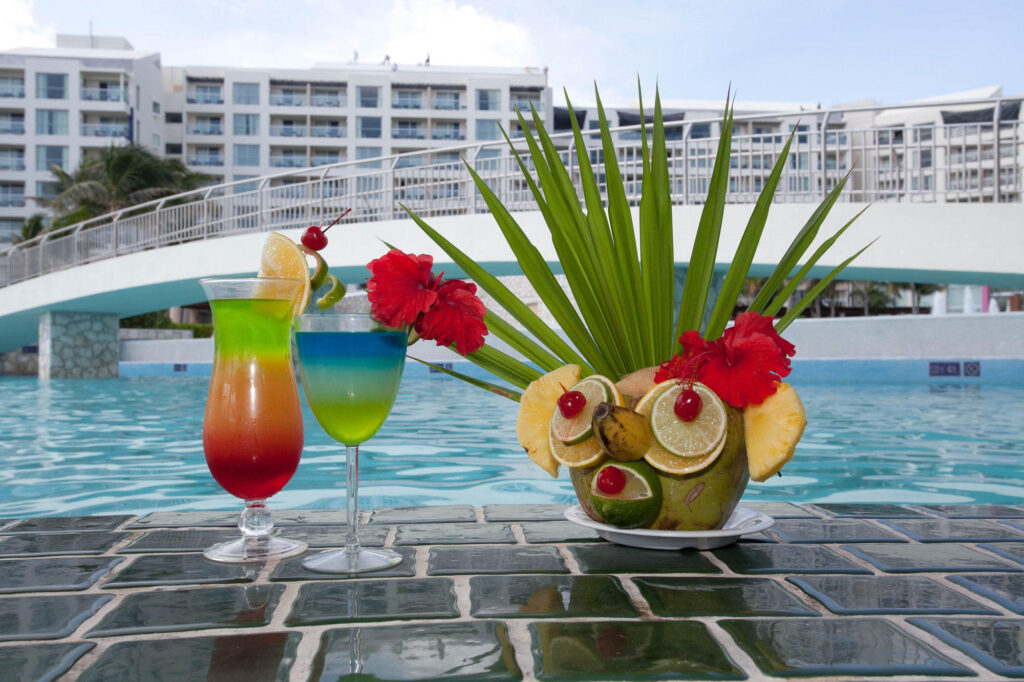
[1,371,1022,517]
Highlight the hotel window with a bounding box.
[0,184,25,206]
[152,101,160,114]
[35,180,59,199]
[165,143,182,154]
[0,76,25,98]
[433,91,460,110]
[233,82,259,105]
[475,119,500,140]
[357,116,381,138]
[36,145,68,171]
[152,133,160,148]
[356,146,382,168]
[35,110,68,135]
[234,113,259,136]
[0,148,24,169]
[690,123,711,139]
[191,84,222,104]
[393,90,421,109]
[233,144,260,167]
[232,175,259,193]
[357,86,380,108]
[510,92,540,112]
[35,73,67,99]
[165,112,183,124]
[476,89,500,111]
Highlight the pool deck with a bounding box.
[1,503,1023,680]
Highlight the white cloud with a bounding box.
[0,0,54,50]
[377,0,540,67]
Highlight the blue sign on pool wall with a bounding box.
[929,361,982,378]
[930,361,961,377]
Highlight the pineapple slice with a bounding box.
[744,382,806,482]
[516,364,582,477]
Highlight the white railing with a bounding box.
[1,97,1020,288]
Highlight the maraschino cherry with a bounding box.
[557,388,586,418]
[301,208,351,251]
[596,465,626,495]
[674,386,702,422]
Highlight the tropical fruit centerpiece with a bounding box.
[316,84,869,532]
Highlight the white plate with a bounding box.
[564,505,774,551]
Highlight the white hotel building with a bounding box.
[0,34,551,248]
[0,35,1019,252]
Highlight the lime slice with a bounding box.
[549,420,605,468]
[303,247,329,290]
[257,232,311,316]
[551,376,622,445]
[589,460,662,528]
[649,382,727,458]
[316,274,346,310]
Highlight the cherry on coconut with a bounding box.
[299,208,352,252]
[596,465,626,495]
[558,390,586,418]
[674,387,702,422]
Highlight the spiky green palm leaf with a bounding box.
[403,86,871,399]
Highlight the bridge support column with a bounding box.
[38,312,119,379]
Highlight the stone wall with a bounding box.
[38,311,120,379]
[0,346,38,374]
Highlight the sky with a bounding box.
[2,0,1023,108]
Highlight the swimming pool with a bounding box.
[1,368,1022,517]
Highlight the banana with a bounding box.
[592,402,652,462]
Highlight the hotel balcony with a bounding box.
[81,123,130,138]
[186,92,224,105]
[0,157,26,171]
[188,124,223,136]
[269,155,308,168]
[0,193,25,207]
[311,152,342,167]
[187,156,224,167]
[310,125,345,138]
[80,87,125,102]
[0,86,26,99]
[432,129,465,141]
[270,125,307,137]
[392,128,426,140]
[0,123,25,135]
[270,94,307,107]
[311,93,344,107]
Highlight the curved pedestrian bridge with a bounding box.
[2,108,1023,354]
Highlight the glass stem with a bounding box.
[239,499,272,553]
[346,445,360,558]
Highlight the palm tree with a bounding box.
[45,144,209,229]
[12,213,47,244]
[893,281,944,314]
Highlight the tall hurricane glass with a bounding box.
[200,277,307,563]
[295,313,407,573]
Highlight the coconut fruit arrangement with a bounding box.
[391,85,870,532]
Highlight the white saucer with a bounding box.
[564,505,774,551]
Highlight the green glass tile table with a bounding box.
[0,503,1021,680]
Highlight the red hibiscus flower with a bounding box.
[654,331,708,383]
[654,313,794,408]
[416,279,488,354]
[366,249,437,328]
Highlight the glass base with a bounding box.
[203,536,308,563]
[302,547,403,574]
